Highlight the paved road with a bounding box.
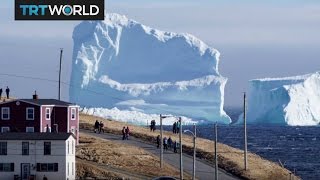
[81,129,239,180]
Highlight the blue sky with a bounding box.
[0,0,319,106]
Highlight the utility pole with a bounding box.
[244,92,248,170]
[160,114,163,168]
[215,122,218,180]
[58,48,63,100]
[193,123,196,180]
[179,117,183,180]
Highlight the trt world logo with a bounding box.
[15,0,104,20]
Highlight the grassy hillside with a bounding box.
[76,133,191,179]
[80,113,300,180]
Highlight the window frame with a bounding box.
[45,108,51,120]
[1,127,10,133]
[0,142,7,155]
[36,163,58,172]
[72,140,74,155]
[70,126,75,134]
[26,107,35,120]
[0,163,14,172]
[71,108,76,120]
[1,107,10,120]
[26,127,34,133]
[22,142,29,155]
[44,142,51,155]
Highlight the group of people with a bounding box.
[172,120,181,134]
[150,120,156,132]
[122,126,130,140]
[156,135,178,153]
[0,86,10,99]
[94,120,105,133]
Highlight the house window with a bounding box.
[72,162,74,175]
[22,142,29,155]
[68,162,69,175]
[26,127,34,133]
[1,127,10,133]
[71,108,76,120]
[1,107,10,120]
[45,108,51,120]
[36,163,58,172]
[68,141,70,155]
[70,127,75,134]
[0,163,14,172]
[26,107,34,120]
[0,142,7,155]
[44,142,51,155]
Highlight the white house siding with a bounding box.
[65,137,76,180]
[0,136,75,180]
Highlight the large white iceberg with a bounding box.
[70,13,231,124]
[245,72,320,126]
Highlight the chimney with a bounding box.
[33,91,38,100]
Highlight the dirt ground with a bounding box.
[76,132,191,179]
[80,113,300,180]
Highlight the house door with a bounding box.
[21,163,30,180]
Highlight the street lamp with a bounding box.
[159,114,172,168]
[159,115,183,180]
[184,123,196,180]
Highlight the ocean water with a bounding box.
[162,108,320,180]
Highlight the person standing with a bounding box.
[94,120,99,133]
[125,126,130,140]
[163,137,168,151]
[176,121,180,134]
[122,127,126,140]
[5,86,10,99]
[152,120,156,132]
[173,141,178,153]
[99,121,104,133]
[168,137,172,149]
[150,120,153,132]
[0,88,2,99]
[173,122,176,134]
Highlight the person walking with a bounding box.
[125,126,130,140]
[176,120,180,134]
[152,120,156,132]
[163,137,168,151]
[173,122,177,134]
[122,127,126,140]
[99,121,104,133]
[168,137,172,149]
[5,86,10,99]
[94,120,99,133]
[173,140,178,153]
[0,88,2,99]
[150,120,153,132]
[156,135,160,148]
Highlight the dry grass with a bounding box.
[80,113,300,180]
[77,159,124,179]
[77,132,192,179]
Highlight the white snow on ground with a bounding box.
[240,71,320,126]
[82,107,198,126]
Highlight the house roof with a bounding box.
[0,132,74,140]
[19,99,75,106]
